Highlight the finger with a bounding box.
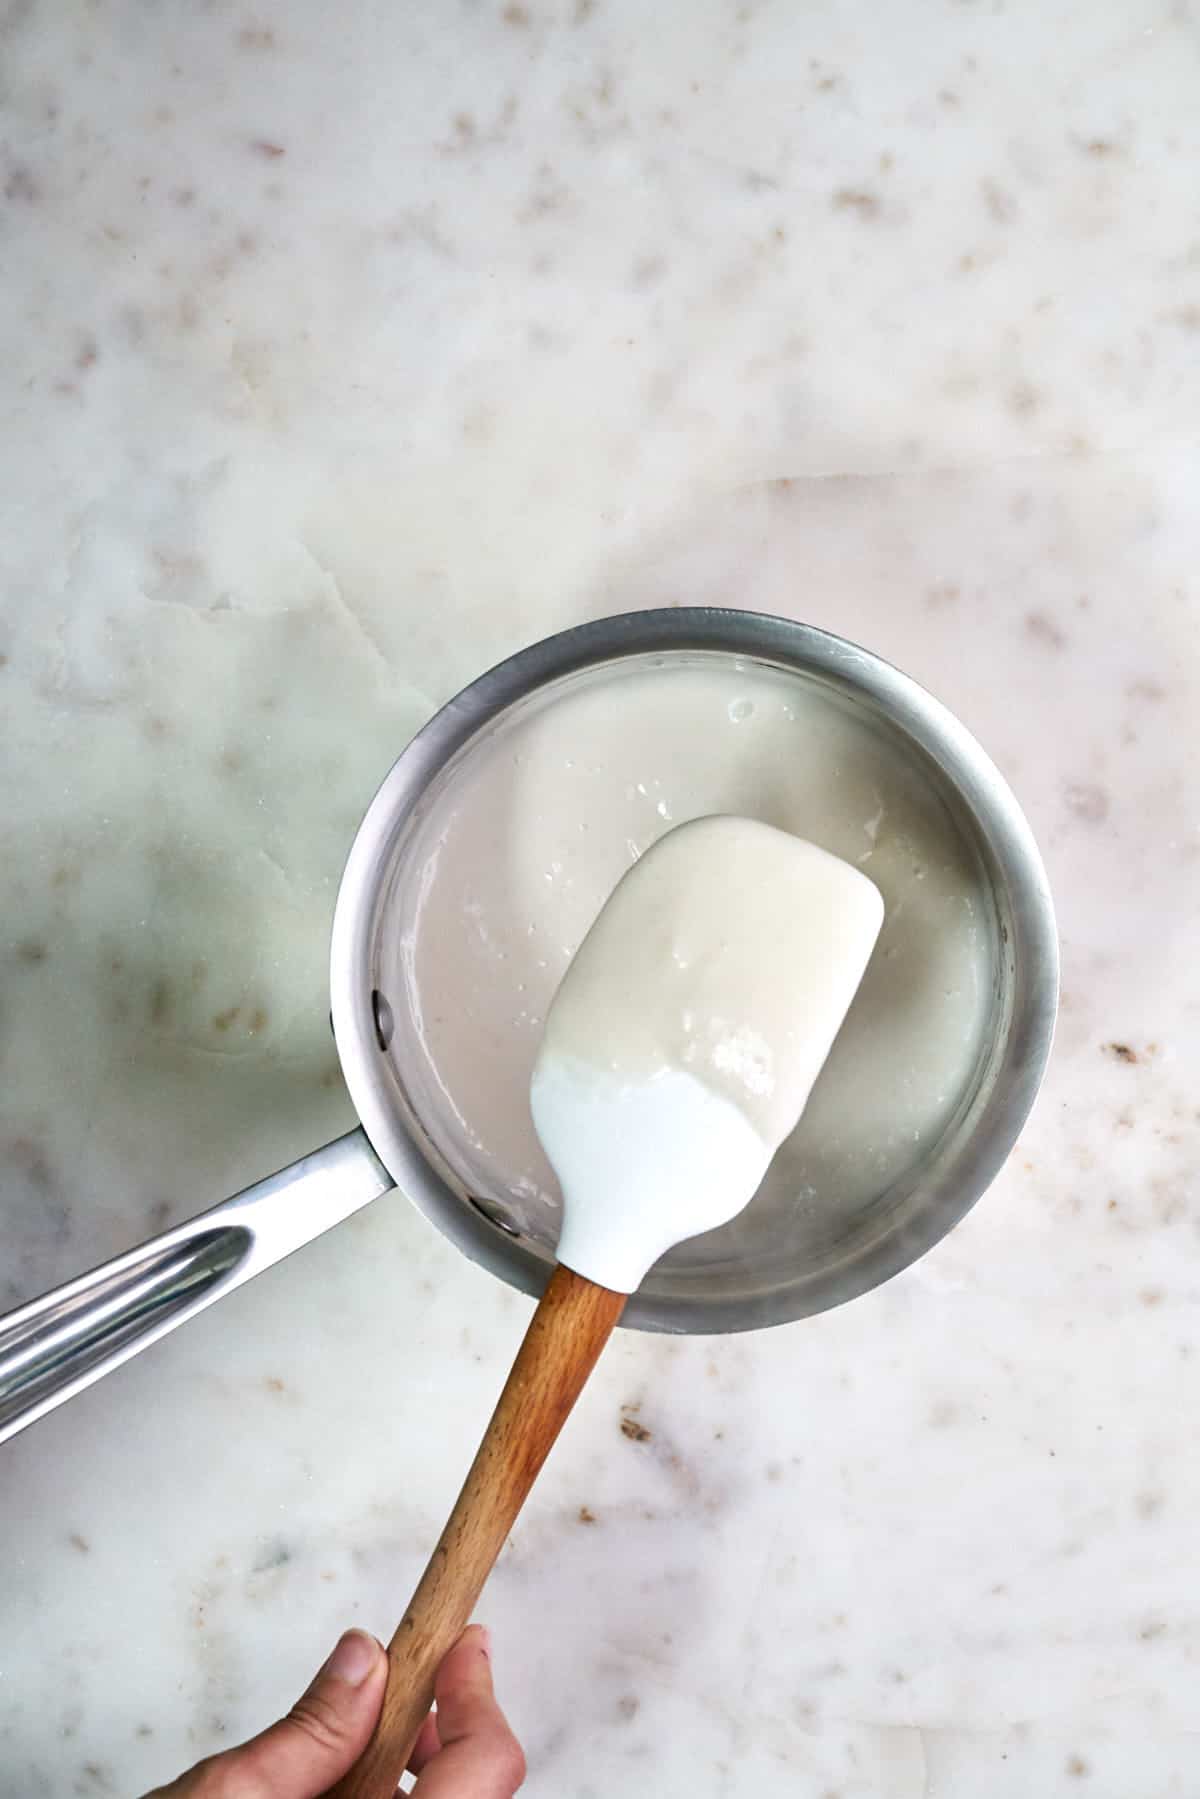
[412,1626,526,1798]
[221,1628,388,1799]
[408,1711,442,1775]
[431,1626,502,1746]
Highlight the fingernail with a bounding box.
[324,1629,379,1686]
[474,1625,492,1660]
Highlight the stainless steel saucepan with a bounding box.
[0,609,1059,1445]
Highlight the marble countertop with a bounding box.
[3,3,1199,1794]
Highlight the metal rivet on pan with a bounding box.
[371,989,394,1052]
[468,1196,521,1238]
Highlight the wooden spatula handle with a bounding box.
[329,1263,626,1799]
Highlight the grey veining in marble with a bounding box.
[2,2,1199,1795]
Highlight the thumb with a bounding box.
[414,1626,526,1796]
[229,1628,388,1798]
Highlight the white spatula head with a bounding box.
[530,815,885,1293]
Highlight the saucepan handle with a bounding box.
[0,1128,392,1447]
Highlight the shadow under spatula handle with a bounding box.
[329,1264,627,1799]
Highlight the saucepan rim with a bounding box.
[329,608,1059,1333]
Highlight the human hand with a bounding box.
[148,1623,525,1797]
